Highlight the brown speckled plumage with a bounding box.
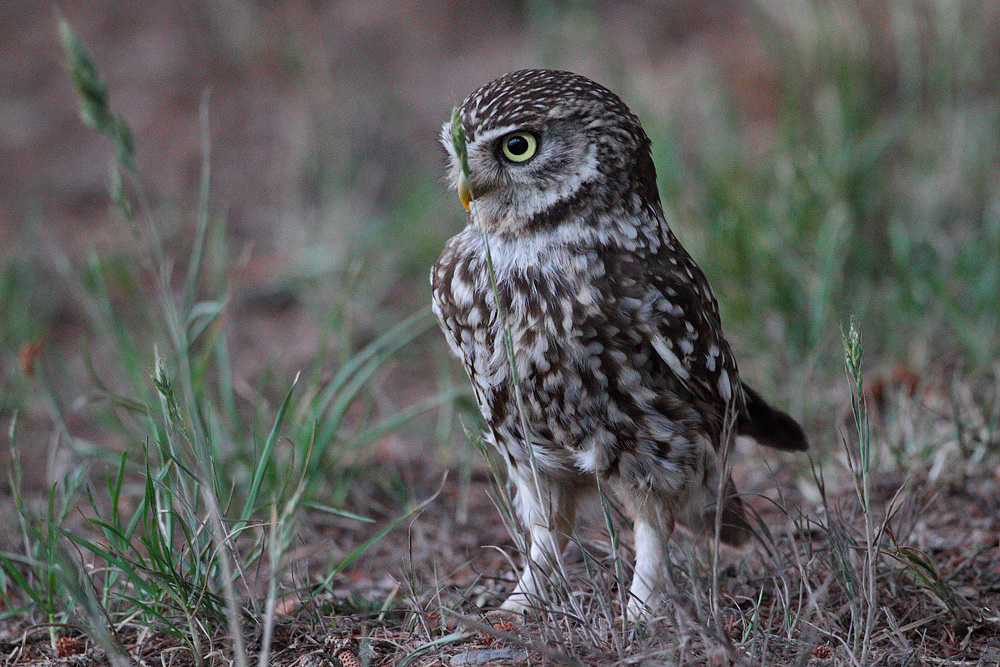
[432,69,807,620]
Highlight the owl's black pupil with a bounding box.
[506,135,529,155]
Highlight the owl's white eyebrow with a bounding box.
[470,124,528,148]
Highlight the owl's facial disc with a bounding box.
[454,121,600,236]
[443,69,658,237]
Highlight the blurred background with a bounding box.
[3,4,1000,660]
[2,0,999,493]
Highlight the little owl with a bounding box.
[431,69,807,622]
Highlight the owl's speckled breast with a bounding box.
[432,224,593,470]
[431,220,716,485]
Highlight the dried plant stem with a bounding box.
[449,108,572,612]
[843,318,876,663]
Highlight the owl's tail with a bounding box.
[738,382,809,452]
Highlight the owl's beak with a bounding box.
[457,172,472,212]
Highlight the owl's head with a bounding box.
[441,69,661,237]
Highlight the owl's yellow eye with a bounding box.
[500,132,538,163]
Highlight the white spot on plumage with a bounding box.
[573,428,615,472]
[718,369,733,403]
[679,337,694,356]
[706,344,720,371]
[651,332,690,380]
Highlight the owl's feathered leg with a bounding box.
[500,467,578,614]
[625,507,675,623]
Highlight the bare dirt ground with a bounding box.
[3,456,1000,665]
[3,1,1000,665]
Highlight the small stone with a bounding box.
[451,647,529,665]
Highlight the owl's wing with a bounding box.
[641,242,809,452]
[640,244,744,423]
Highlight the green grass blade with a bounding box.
[241,373,300,525]
[183,90,214,317]
[315,480,444,591]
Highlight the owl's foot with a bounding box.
[499,591,533,615]
[625,597,657,624]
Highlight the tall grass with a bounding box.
[644,0,1000,392]
[0,18,439,664]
